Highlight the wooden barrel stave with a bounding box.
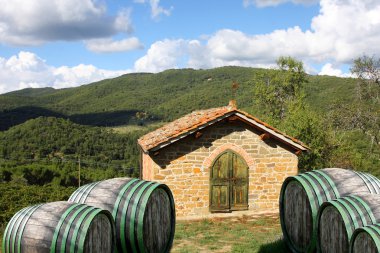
[68,177,176,253]
[280,168,380,253]
[317,194,380,253]
[350,224,380,253]
[142,187,172,252]
[2,201,115,253]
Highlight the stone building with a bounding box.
[138,101,309,217]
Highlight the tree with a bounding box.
[253,56,307,123]
[253,56,334,171]
[349,55,380,151]
[351,55,380,101]
[280,103,335,171]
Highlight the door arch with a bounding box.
[210,150,249,212]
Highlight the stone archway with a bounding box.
[202,143,255,172]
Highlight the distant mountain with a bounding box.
[0,66,358,130]
[6,87,56,97]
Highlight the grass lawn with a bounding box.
[110,122,165,134]
[172,214,289,253]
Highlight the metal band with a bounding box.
[129,181,154,253]
[300,173,324,206]
[2,206,28,253]
[68,184,89,202]
[350,226,380,253]
[77,209,103,253]
[293,175,319,252]
[137,183,160,253]
[313,170,340,199]
[305,172,332,201]
[365,173,380,194]
[112,178,139,219]
[362,172,379,193]
[16,204,43,253]
[11,205,40,253]
[69,206,97,253]
[354,171,376,194]
[329,200,355,238]
[69,183,95,203]
[119,180,146,253]
[343,196,368,227]
[78,181,102,203]
[60,205,89,253]
[50,203,82,253]
[349,195,376,224]
[334,198,359,234]
[163,185,176,253]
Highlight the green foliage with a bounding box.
[322,55,380,173]
[0,117,146,186]
[349,55,380,147]
[251,56,380,173]
[253,57,333,171]
[0,64,379,248]
[0,67,265,130]
[279,104,334,171]
[350,55,380,101]
[0,65,378,174]
[0,182,76,241]
[253,57,307,123]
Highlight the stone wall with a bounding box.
[141,119,298,217]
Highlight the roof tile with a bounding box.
[138,104,309,152]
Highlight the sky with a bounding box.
[0,0,379,94]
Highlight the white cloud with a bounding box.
[134,0,380,73]
[243,0,318,7]
[318,63,351,77]
[0,52,129,94]
[133,38,278,72]
[134,39,189,72]
[0,0,134,46]
[150,0,173,19]
[134,0,173,20]
[85,37,144,53]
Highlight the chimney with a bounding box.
[228,100,237,110]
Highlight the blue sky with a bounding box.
[0,0,379,94]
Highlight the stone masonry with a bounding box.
[141,120,299,217]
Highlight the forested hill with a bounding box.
[0,117,145,184]
[1,66,378,178]
[0,66,357,131]
[0,66,379,235]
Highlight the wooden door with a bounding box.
[210,152,230,212]
[210,151,249,212]
[230,153,249,210]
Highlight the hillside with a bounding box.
[1,66,379,243]
[0,117,146,183]
[0,66,378,178]
[0,67,358,131]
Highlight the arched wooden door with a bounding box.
[210,151,249,212]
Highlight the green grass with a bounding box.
[110,122,165,134]
[172,215,289,253]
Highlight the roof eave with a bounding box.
[235,112,309,152]
[145,112,236,153]
[139,111,309,153]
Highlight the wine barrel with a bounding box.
[350,223,380,253]
[68,177,176,253]
[317,193,380,253]
[279,168,380,253]
[2,201,115,253]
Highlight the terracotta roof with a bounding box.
[138,102,309,152]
